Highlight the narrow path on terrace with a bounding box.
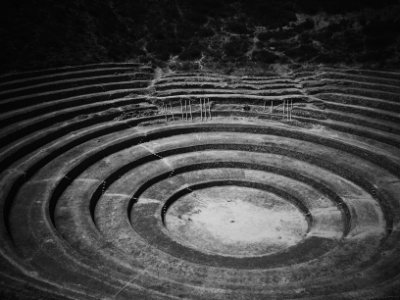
[0,64,399,300]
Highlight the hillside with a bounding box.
[1,0,400,72]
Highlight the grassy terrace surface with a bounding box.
[0,63,399,299]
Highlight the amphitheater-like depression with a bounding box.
[0,63,399,299]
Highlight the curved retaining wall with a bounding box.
[0,64,399,299]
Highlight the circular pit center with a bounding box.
[164,185,308,257]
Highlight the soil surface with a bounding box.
[165,185,308,257]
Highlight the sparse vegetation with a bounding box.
[1,1,400,73]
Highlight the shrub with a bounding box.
[223,36,251,60]
[251,50,280,63]
[225,21,249,34]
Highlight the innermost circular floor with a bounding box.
[164,185,308,257]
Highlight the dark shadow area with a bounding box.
[1,0,400,72]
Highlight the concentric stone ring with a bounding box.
[0,64,399,299]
